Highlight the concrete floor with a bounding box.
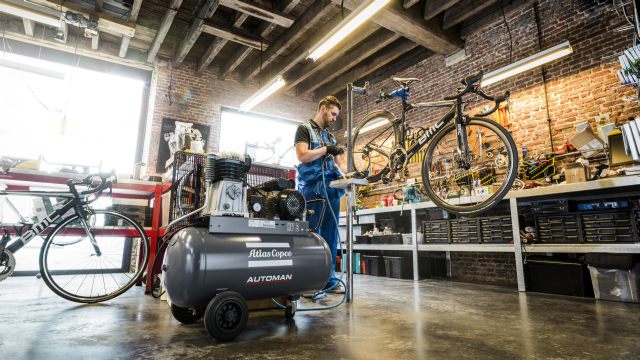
[2,275,640,360]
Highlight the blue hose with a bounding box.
[270,155,347,312]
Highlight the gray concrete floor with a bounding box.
[2,274,640,359]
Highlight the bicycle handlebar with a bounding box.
[443,70,483,100]
[474,90,510,117]
[66,170,116,197]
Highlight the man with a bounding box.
[295,96,347,295]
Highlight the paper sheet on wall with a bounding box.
[622,124,640,161]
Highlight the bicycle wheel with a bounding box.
[421,118,517,215]
[350,110,403,183]
[39,209,150,303]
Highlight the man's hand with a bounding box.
[326,145,345,156]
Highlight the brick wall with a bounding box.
[450,252,518,284]
[143,59,317,177]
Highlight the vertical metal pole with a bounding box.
[411,208,419,280]
[346,83,355,302]
[511,198,525,291]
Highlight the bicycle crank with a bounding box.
[0,250,16,282]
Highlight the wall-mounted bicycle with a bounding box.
[350,70,518,215]
[0,172,150,303]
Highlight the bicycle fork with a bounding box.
[454,111,471,169]
[75,205,102,256]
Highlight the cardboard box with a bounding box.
[569,127,606,158]
[565,162,589,184]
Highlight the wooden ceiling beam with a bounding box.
[460,0,535,38]
[218,0,295,27]
[283,19,378,91]
[402,0,420,9]
[239,0,336,84]
[295,28,399,96]
[334,0,461,55]
[146,0,184,62]
[173,0,221,67]
[423,0,459,20]
[195,11,249,73]
[95,0,103,12]
[442,0,499,30]
[201,23,267,49]
[118,0,141,57]
[315,37,418,99]
[217,0,299,80]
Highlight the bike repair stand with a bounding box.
[329,82,374,303]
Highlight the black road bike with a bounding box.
[350,70,518,215]
[0,172,150,303]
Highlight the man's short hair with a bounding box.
[317,96,342,112]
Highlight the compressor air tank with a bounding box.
[162,217,332,309]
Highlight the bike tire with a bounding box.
[39,210,150,303]
[350,110,403,183]
[421,118,518,215]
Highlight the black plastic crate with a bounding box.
[585,235,635,243]
[583,227,633,236]
[383,256,413,279]
[524,256,594,297]
[355,235,370,244]
[583,219,632,228]
[363,255,386,276]
[386,234,403,245]
[370,235,387,244]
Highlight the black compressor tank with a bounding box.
[162,217,332,309]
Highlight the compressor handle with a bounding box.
[306,199,327,233]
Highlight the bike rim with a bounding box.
[422,119,517,214]
[40,210,149,302]
[351,111,401,182]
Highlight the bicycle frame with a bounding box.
[2,191,101,255]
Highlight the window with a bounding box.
[219,109,301,167]
[0,51,144,173]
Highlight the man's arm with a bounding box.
[334,154,348,173]
[296,142,327,164]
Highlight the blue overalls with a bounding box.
[297,121,345,290]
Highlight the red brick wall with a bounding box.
[450,252,518,284]
[143,59,317,177]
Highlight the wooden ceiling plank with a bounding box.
[284,19,380,91]
[402,0,419,8]
[295,28,399,96]
[201,23,267,49]
[239,0,336,84]
[195,12,249,73]
[218,0,295,27]
[27,0,136,36]
[217,0,299,80]
[95,0,103,12]
[118,0,142,57]
[173,0,220,66]
[442,0,499,30]
[146,0,185,62]
[460,0,535,38]
[315,37,418,98]
[423,0,459,20]
[333,0,461,55]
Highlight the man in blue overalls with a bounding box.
[295,96,348,294]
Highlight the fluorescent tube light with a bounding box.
[481,41,573,87]
[0,0,60,27]
[306,0,390,62]
[239,75,285,112]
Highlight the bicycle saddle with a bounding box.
[393,77,420,88]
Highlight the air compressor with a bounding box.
[161,152,334,341]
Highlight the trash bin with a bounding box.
[585,253,640,303]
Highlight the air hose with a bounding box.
[271,155,348,311]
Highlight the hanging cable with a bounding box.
[532,2,554,150]
[501,2,513,65]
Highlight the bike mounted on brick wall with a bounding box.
[0,171,150,303]
[350,70,518,215]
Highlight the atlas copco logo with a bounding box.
[246,274,292,284]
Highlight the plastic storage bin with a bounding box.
[363,255,386,276]
[525,256,594,297]
[588,264,640,303]
[383,256,413,279]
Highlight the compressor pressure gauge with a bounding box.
[227,184,241,200]
[252,202,262,212]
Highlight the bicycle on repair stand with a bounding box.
[0,171,150,303]
[350,70,518,215]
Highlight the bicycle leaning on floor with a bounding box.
[350,70,518,215]
[0,171,150,303]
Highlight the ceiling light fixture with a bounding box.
[0,0,60,27]
[239,75,285,112]
[481,41,573,87]
[306,0,390,62]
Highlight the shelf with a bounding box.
[418,244,515,252]
[338,244,413,251]
[523,243,640,254]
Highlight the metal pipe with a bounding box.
[164,181,211,235]
[346,83,355,302]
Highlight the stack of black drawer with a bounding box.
[450,219,479,243]
[480,216,512,243]
[536,214,580,243]
[422,221,449,243]
[531,199,574,214]
[581,212,634,243]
